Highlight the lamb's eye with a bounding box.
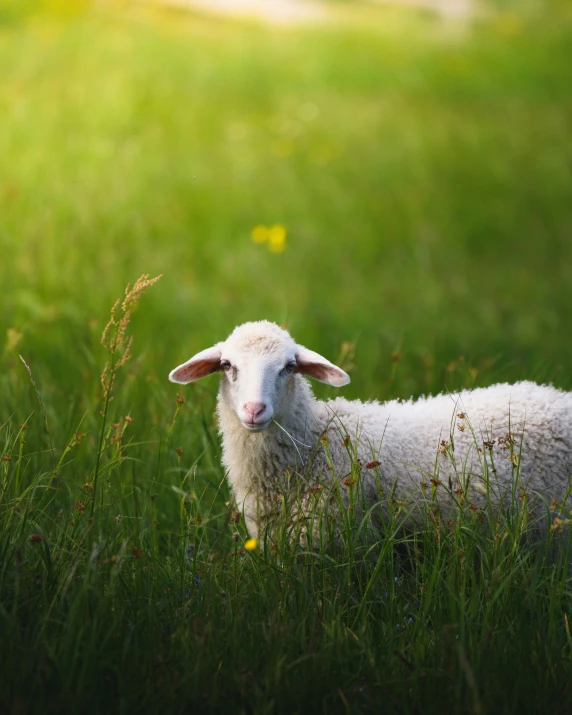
[284,361,296,375]
[220,360,232,372]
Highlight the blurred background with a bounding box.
[3,5,572,710]
[1,0,572,415]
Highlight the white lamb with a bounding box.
[169,320,572,539]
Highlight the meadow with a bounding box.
[1,1,572,712]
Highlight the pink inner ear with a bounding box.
[172,359,220,383]
[170,344,223,384]
[295,346,350,386]
[298,362,337,382]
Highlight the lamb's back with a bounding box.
[325,381,572,503]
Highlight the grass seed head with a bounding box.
[100,274,162,403]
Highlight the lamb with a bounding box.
[169,320,572,539]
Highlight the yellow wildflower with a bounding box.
[251,225,269,243]
[268,225,287,253]
[244,538,258,552]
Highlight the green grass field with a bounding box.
[2,2,572,713]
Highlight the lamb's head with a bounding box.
[168,321,350,432]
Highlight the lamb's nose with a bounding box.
[243,402,267,420]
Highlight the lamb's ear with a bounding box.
[169,344,223,384]
[295,346,350,387]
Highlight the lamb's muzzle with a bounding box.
[242,401,271,430]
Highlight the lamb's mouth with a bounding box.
[241,419,271,432]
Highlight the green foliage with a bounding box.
[1,2,572,713]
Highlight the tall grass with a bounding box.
[2,276,572,714]
[1,2,572,712]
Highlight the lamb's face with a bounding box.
[218,332,297,431]
[168,321,350,432]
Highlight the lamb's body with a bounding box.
[170,321,572,538]
[219,377,572,536]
